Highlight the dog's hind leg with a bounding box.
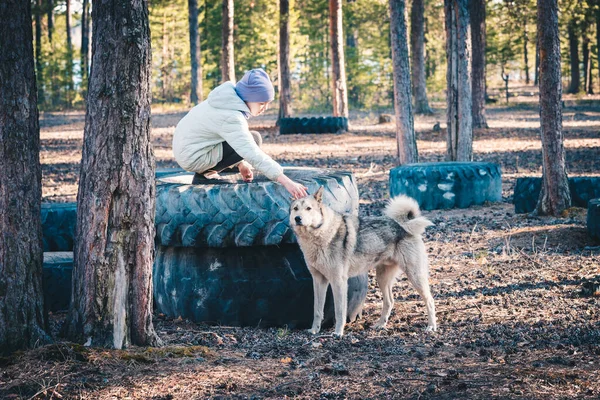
[373,262,399,329]
[329,276,348,337]
[405,259,437,332]
[309,267,329,335]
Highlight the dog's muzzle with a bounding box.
[294,216,302,226]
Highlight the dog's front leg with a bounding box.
[330,277,348,337]
[309,268,329,335]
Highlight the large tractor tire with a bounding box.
[279,117,348,134]
[153,245,368,329]
[41,203,77,252]
[389,162,502,211]
[514,177,600,214]
[42,251,73,312]
[155,167,358,248]
[588,199,600,241]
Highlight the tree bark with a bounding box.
[583,34,592,94]
[278,0,292,121]
[221,0,235,82]
[63,0,160,349]
[597,4,600,93]
[567,20,580,94]
[47,0,53,43]
[80,0,90,99]
[389,0,418,164]
[188,0,202,104]
[329,0,349,118]
[410,0,432,114]
[470,0,487,128]
[523,19,530,84]
[35,0,44,105]
[535,0,571,216]
[445,0,473,161]
[0,0,50,355]
[65,0,74,106]
[535,30,540,85]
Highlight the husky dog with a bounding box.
[290,187,437,337]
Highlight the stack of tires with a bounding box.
[41,167,368,329]
[153,167,367,328]
[279,117,348,134]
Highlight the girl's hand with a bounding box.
[238,161,254,182]
[277,174,308,199]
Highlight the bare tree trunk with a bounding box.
[445,0,472,161]
[35,0,45,105]
[47,0,53,43]
[597,4,600,93]
[535,0,571,216]
[0,0,50,355]
[80,0,90,99]
[188,0,202,104]
[278,0,292,121]
[346,0,359,107]
[389,0,417,164]
[567,20,580,94]
[535,31,540,85]
[524,19,530,84]
[583,34,591,94]
[410,0,432,114]
[63,0,160,349]
[221,0,235,82]
[330,0,349,118]
[470,0,487,128]
[65,0,74,107]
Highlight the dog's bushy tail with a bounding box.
[384,195,433,236]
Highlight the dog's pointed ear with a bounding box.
[314,186,325,203]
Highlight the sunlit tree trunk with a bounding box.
[221,0,235,82]
[445,0,472,161]
[410,0,432,114]
[535,0,571,216]
[0,0,50,355]
[278,0,292,121]
[81,0,90,99]
[523,19,530,84]
[389,0,417,164]
[567,20,580,94]
[65,0,74,106]
[470,0,487,128]
[63,0,160,349]
[188,0,202,104]
[330,0,349,118]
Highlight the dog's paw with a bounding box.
[308,328,320,335]
[372,320,388,330]
[333,332,344,339]
[425,325,437,333]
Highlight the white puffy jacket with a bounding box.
[172,82,283,180]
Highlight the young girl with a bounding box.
[172,68,308,199]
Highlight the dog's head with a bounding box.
[289,186,325,230]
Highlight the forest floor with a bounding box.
[2,95,600,399]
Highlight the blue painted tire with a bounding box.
[43,252,73,312]
[588,199,600,241]
[389,162,502,210]
[279,117,348,134]
[514,177,600,214]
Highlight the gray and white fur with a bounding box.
[290,187,437,337]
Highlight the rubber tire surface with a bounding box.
[155,167,358,248]
[389,162,502,211]
[514,177,600,214]
[279,117,348,134]
[154,244,368,329]
[43,252,73,312]
[588,199,600,241]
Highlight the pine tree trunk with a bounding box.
[221,0,235,82]
[278,0,292,121]
[597,5,600,93]
[535,0,571,216]
[0,0,50,355]
[567,21,580,94]
[63,0,160,349]
[410,0,432,114]
[345,0,359,107]
[524,20,530,84]
[35,0,45,105]
[389,0,418,164]
[65,0,74,106]
[470,0,487,128]
[47,0,53,43]
[583,34,591,93]
[80,0,90,99]
[188,0,202,104]
[329,0,349,118]
[445,0,473,161]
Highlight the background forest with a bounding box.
[33,0,600,112]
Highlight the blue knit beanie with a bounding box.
[235,68,275,103]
